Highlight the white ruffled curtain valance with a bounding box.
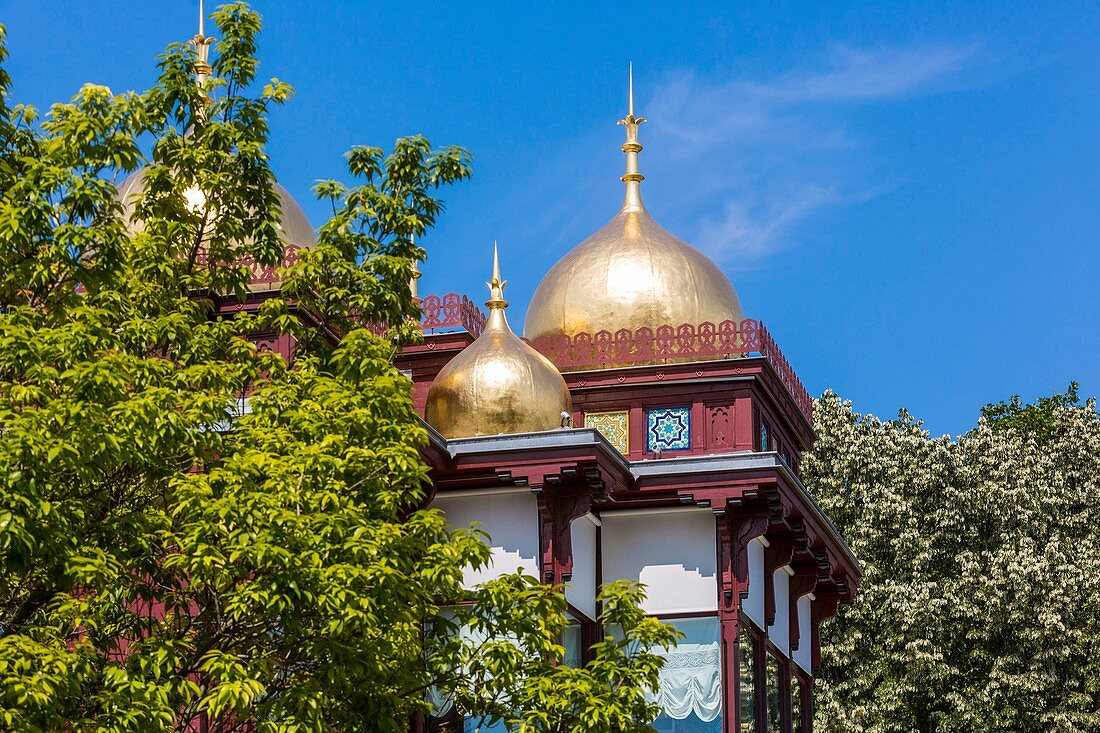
[649,639,723,722]
[645,616,723,724]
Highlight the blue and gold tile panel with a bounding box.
[646,406,691,452]
[585,411,630,454]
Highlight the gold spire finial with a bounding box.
[486,241,508,310]
[409,234,422,300]
[628,62,635,118]
[189,0,216,113]
[617,63,647,212]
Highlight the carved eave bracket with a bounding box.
[533,477,599,585]
[786,558,820,652]
[763,533,796,627]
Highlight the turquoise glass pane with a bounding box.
[766,653,781,732]
[563,624,583,668]
[652,713,722,732]
[739,625,756,733]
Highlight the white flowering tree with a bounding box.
[806,386,1100,733]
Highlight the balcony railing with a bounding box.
[528,319,813,421]
[249,269,810,420]
[418,293,487,336]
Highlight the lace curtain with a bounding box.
[649,617,722,723]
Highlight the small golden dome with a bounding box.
[523,70,743,356]
[426,246,572,439]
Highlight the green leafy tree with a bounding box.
[433,579,681,733]
[0,5,672,732]
[806,387,1100,733]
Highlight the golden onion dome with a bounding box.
[523,70,743,353]
[116,169,317,249]
[426,246,572,439]
[115,168,316,291]
[115,18,315,265]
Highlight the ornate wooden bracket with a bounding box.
[763,534,796,627]
[786,562,819,652]
[810,587,841,673]
[535,487,594,585]
[719,508,771,622]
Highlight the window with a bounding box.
[791,673,805,733]
[563,623,583,668]
[766,652,782,733]
[613,616,722,731]
[425,611,516,733]
[651,617,722,732]
[738,624,756,733]
[760,420,770,451]
[427,711,508,733]
[461,716,508,732]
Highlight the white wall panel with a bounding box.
[794,594,814,674]
[601,508,717,615]
[769,567,792,655]
[566,514,599,620]
[433,489,540,588]
[743,538,766,627]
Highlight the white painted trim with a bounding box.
[435,486,533,499]
[579,512,602,527]
[599,506,711,519]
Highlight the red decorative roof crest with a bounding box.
[529,319,813,421]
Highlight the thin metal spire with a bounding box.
[409,234,421,300]
[628,62,634,118]
[486,241,508,310]
[190,0,216,113]
[617,64,647,212]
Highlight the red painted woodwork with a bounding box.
[418,292,487,336]
[395,331,477,415]
[195,242,302,287]
[787,565,819,654]
[390,290,857,732]
[810,590,842,674]
[707,403,733,450]
[535,488,595,585]
[763,537,796,627]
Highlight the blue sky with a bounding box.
[4,1,1098,436]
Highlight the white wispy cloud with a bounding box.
[694,185,843,262]
[638,42,985,265]
[495,40,989,313]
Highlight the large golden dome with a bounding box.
[117,169,316,248]
[116,168,316,291]
[523,77,743,348]
[426,247,572,439]
[113,21,315,288]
